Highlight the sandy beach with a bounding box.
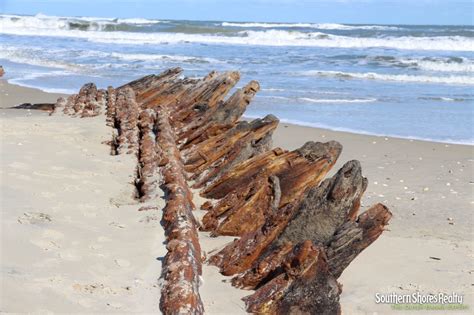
[1,79,472,314]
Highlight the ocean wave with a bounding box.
[222,22,319,28]
[301,70,474,85]
[298,97,377,103]
[408,58,474,73]
[7,70,77,94]
[418,96,472,102]
[0,46,222,73]
[315,23,401,31]
[0,47,87,72]
[1,15,472,51]
[222,22,401,30]
[110,52,220,63]
[8,80,76,94]
[368,56,474,73]
[260,95,376,103]
[0,13,162,33]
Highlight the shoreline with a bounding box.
[0,79,67,110]
[1,78,473,313]
[2,78,472,146]
[245,115,474,146]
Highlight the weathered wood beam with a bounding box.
[229,161,369,290]
[201,174,280,236]
[327,203,392,278]
[191,128,273,189]
[238,204,391,313]
[136,109,160,201]
[114,87,140,155]
[243,241,342,315]
[156,107,204,315]
[117,67,183,99]
[201,142,341,198]
[176,80,260,149]
[169,71,240,128]
[207,158,380,276]
[208,201,302,276]
[201,141,342,203]
[276,160,368,247]
[53,83,106,117]
[182,115,279,176]
[134,68,185,104]
[10,102,55,112]
[140,77,202,109]
[105,86,116,127]
[231,240,293,290]
[199,141,341,237]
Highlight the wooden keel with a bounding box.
[155,107,204,315]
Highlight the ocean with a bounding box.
[1,13,473,144]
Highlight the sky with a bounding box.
[0,0,472,25]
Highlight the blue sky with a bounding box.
[0,0,472,25]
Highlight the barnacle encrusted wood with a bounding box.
[54,68,392,314]
[155,107,204,314]
[52,82,106,117]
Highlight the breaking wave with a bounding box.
[1,14,472,51]
[301,70,474,85]
[367,56,474,72]
[418,96,471,102]
[260,95,377,103]
[222,22,402,30]
[110,52,221,64]
[298,97,377,103]
[0,13,163,32]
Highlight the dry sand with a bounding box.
[1,80,472,314]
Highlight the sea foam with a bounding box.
[1,15,473,51]
[222,22,402,30]
[301,70,474,85]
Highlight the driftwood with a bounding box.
[10,103,55,112]
[53,68,392,314]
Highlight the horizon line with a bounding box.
[2,11,472,27]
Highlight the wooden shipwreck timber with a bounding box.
[51,67,392,314]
